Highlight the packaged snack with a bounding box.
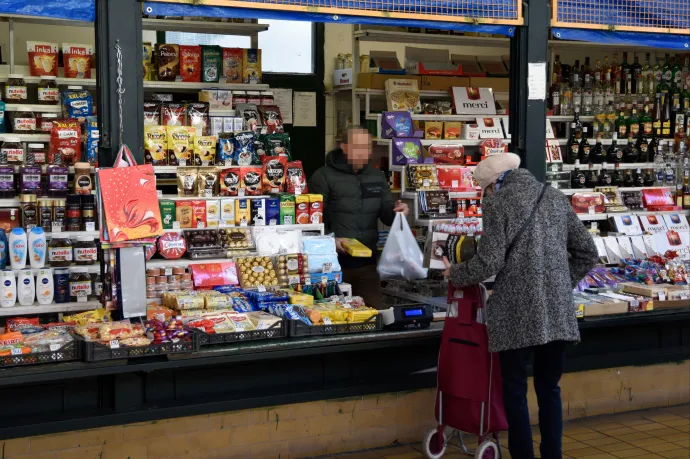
[381,112,422,139]
[233,131,256,166]
[73,324,100,340]
[186,102,209,137]
[407,164,439,191]
[219,227,252,249]
[424,121,443,140]
[64,308,111,326]
[0,332,29,356]
[206,199,220,227]
[309,194,323,224]
[258,105,284,134]
[157,232,187,259]
[143,102,161,126]
[220,168,240,196]
[391,138,422,165]
[340,238,373,257]
[156,44,180,81]
[235,104,261,132]
[62,43,93,79]
[240,166,262,196]
[190,200,207,228]
[144,126,167,166]
[571,192,606,214]
[436,166,465,191]
[279,194,296,225]
[444,122,463,140]
[179,45,202,82]
[159,199,176,229]
[385,78,421,113]
[142,42,153,80]
[145,245,157,261]
[61,88,93,119]
[217,136,235,165]
[220,199,235,227]
[167,126,193,166]
[162,103,185,126]
[186,314,236,334]
[264,133,292,159]
[262,156,287,193]
[427,145,465,165]
[266,198,280,225]
[190,262,239,288]
[285,161,308,194]
[175,201,192,229]
[201,45,222,83]
[235,198,251,226]
[295,195,310,225]
[236,256,278,288]
[28,42,59,77]
[197,166,220,197]
[222,48,243,83]
[176,167,198,197]
[247,311,282,330]
[6,317,41,333]
[84,116,99,166]
[251,198,266,226]
[120,337,152,347]
[243,49,262,84]
[99,320,137,341]
[194,136,217,166]
[50,119,82,165]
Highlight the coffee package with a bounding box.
[62,43,93,79]
[156,44,180,81]
[27,42,59,77]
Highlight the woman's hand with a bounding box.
[442,256,452,279]
[393,200,409,216]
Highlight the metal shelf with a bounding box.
[0,133,50,142]
[548,115,595,122]
[142,18,268,35]
[370,113,509,123]
[9,265,100,275]
[145,258,229,269]
[377,138,503,147]
[4,104,61,113]
[401,190,479,199]
[0,75,96,87]
[0,300,101,317]
[144,81,269,91]
[354,29,510,48]
[162,223,324,234]
[559,162,656,171]
[559,186,669,196]
[0,14,92,27]
[576,209,689,221]
[158,194,270,201]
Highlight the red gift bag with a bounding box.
[98,145,163,242]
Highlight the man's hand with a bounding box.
[335,237,346,253]
[442,256,452,279]
[394,200,410,216]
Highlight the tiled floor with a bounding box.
[317,405,690,459]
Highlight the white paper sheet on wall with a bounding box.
[293,91,317,127]
[272,88,293,125]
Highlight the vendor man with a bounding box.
[310,127,409,309]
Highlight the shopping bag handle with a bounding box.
[114,144,137,168]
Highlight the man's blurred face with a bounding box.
[343,129,372,168]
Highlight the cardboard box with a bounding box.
[639,214,668,234]
[477,56,509,77]
[449,55,485,77]
[666,285,690,301]
[654,299,690,310]
[357,73,419,90]
[662,213,689,233]
[469,77,510,93]
[620,282,669,300]
[611,214,644,235]
[583,300,629,317]
[452,87,497,115]
[420,75,470,91]
[369,50,404,74]
[333,68,352,87]
[476,117,504,139]
[405,47,462,76]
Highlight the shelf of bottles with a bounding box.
[548,50,690,208]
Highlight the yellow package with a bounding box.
[144,125,167,165]
[235,198,251,226]
[284,290,314,306]
[194,136,217,166]
[64,309,111,326]
[340,239,373,257]
[347,308,378,323]
[166,125,193,165]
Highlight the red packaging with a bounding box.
[295,195,310,225]
[642,188,677,211]
[436,166,464,191]
[162,103,186,126]
[220,168,240,196]
[6,317,40,332]
[571,192,606,214]
[262,156,287,193]
[479,139,509,160]
[189,200,207,228]
[222,48,243,83]
[240,166,263,196]
[62,43,93,79]
[285,161,308,194]
[190,262,239,288]
[157,232,187,259]
[145,244,157,261]
[309,195,323,224]
[427,145,465,165]
[179,45,202,82]
[27,42,59,77]
[258,105,284,134]
[49,119,82,165]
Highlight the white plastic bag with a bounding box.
[377,213,428,281]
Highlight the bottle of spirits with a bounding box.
[672,54,682,89]
[603,101,616,138]
[624,169,635,187]
[599,162,613,186]
[631,54,643,95]
[653,56,663,93]
[648,130,659,163]
[643,53,654,97]
[621,52,631,95]
[616,108,629,138]
[683,167,690,210]
[603,55,612,84]
[613,163,625,186]
[643,168,656,186]
[664,141,676,186]
[559,80,573,116]
[572,61,583,114]
[583,65,594,117]
[612,53,622,96]
[579,127,591,163]
[607,132,623,163]
[634,168,645,187]
[585,163,598,188]
[571,160,586,189]
[628,106,640,137]
[553,54,562,80]
[593,61,606,108]
[662,53,673,93]
[566,122,580,164]
[654,144,665,184]
[636,131,650,163]
[622,135,639,163]
[662,92,672,138]
[590,133,605,164]
[592,101,605,137]
[653,93,663,136]
[550,71,561,116]
[641,97,654,137]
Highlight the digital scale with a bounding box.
[381,303,434,330]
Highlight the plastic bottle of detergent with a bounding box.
[36,268,54,305]
[28,227,46,268]
[17,269,35,306]
[0,230,7,269]
[0,270,16,307]
[9,228,27,270]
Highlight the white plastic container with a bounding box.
[0,270,17,307]
[36,268,54,305]
[9,228,27,270]
[28,227,47,269]
[17,269,35,306]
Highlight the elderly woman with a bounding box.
[444,153,598,459]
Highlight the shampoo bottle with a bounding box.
[9,228,27,270]
[0,270,16,307]
[36,268,54,305]
[28,227,46,268]
[17,269,35,306]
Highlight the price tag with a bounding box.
[202,161,210,167]
[451,180,459,189]
[49,343,61,352]
[238,189,246,197]
[342,303,352,309]
[197,221,206,229]
[179,159,187,167]
[295,188,301,196]
[204,189,213,198]
[551,182,558,189]
[322,262,333,274]
[235,323,245,332]
[11,347,22,355]
[551,165,559,172]
[588,206,596,215]
[269,220,277,226]
[284,216,293,225]
[257,285,267,292]
[109,340,120,349]
[439,205,447,215]
[173,221,181,229]
[85,222,95,232]
[576,304,584,318]
[225,160,232,167]
[240,221,248,227]
[77,295,88,303]
[423,179,430,188]
[592,222,599,230]
[156,190,163,198]
[658,292,666,301]
[164,268,173,276]
[52,223,62,233]
[456,212,465,219]
[322,317,333,325]
[304,278,311,286]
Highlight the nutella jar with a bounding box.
[69,268,92,302]
[247,91,261,105]
[28,143,47,165]
[5,74,27,102]
[37,76,60,104]
[48,236,73,267]
[232,91,247,108]
[73,236,97,265]
[260,91,274,106]
[0,137,23,165]
[39,114,58,133]
[13,110,36,133]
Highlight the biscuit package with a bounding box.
[27,42,59,77]
[144,126,168,165]
[179,45,202,82]
[166,126,193,166]
[62,43,93,79]
[61,88,93,119]
[262,156,287,194]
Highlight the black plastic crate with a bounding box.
[73,331,199,362]
[0,339,80,368]
[288,314,382,337]
[196,319,288,346]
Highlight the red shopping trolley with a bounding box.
[423,284,508,459]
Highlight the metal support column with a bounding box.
[509,0,549,182]
[96,0,144,166]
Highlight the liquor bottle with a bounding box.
[604,56,615,105]
[671,81,683,135]
[641,97,654,137]
[624,169,635,187]
[662,92,672,138]
[673,98,686,150]
[612,53,622,96]
[643,53,654,98]
[616,108,628,138]
[636,131,650,163]
[649,130,660,163]
[594,59,603,86]
[582,61,594,116]
[583,57,593,85]
[653,93,663,136]
[592,101,605,137]
[579,127,591,163]
[572,61,583,114]
[682,56,690,96]
[622,135,639,163]
[627,106,640,137]
[593,61,606,108]
[604,101,617,139]
[621,52,631,95]
[573,109,583,132]
[643,168,656,186]
[664,141,676,186]
[660,54,672,94]
[653,56,663,92]
[654,143,666,185]
[631,54,642,95]
[607,132,623,163]
[612,163,625,186]
[590,133,605,164]
[550,71,561,115]
[566,122,580,164]
[683,168,690,210]
[603,55,612,84]
[599,162,613,186]
[553,54,562,80]
[559,80,573,116]
[672,54,682,89]
[585,163,598,188]
[634,168,645,187]
[571,160,586,189]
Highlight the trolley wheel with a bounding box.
[475,440,498,459]
[422,427,448,459]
